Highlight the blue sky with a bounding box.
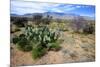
[11,0,95,17]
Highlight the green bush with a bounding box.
[17,34,32,51]
[12,36,19,44]
[17,39,32,52]
[49,42,61,51]
[32,46,47,59]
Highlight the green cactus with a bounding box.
[12,25,61,59]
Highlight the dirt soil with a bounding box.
[11,31,95,67]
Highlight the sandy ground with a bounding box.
[11,31,95,67]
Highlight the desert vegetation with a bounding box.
[11,14,95,66]
[12,25,61,59]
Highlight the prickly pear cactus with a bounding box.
[12,25,61,59]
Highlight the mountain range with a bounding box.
[11,12,95,20]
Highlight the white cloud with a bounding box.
[76,5,81,8]
[11,0,61,14]
[51,8,64,13]
[11,0,89,15]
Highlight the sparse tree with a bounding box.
[71,16,86,32]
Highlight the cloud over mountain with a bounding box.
[11,0,95,17]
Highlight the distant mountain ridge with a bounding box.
[11,12,95,20]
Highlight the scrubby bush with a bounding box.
[11,17,28,27]
[70,16,95,34]
[58,23,68,31]
[49,22,58,29]
[83,23,95,34]
[32,14,52,25]
[32,45,47,59]
[48,42,61,51]
[12,36,19,44]
[17,34,32,51]
[42,15,52,24]
[49,22,68,31]
[14,28,20,32]
[17,38,32,51]
[71,16,86,33]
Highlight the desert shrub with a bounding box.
[12,17,28,27]
[48,41,61,51]
[49,22,58,29]
[17,34,32,51]
[83,23,95,34]
[58,23,68,31]
[42,15,52,24]
[32,45,47,59]
[11,28,20,33]
[71,16,86,33]
[12,34,32,51]
[12,36,19,44]
[49,22,68,31]
[32,14,52,25]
